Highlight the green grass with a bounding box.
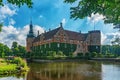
[0,64,17,75]
[0,58,29,75]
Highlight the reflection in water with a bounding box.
[0,61,120,80]
[0,72,27,80]
[27,61,102,80]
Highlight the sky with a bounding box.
[0,0,119,47]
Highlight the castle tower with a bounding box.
[26,21,35,52]
[87,30,101,53]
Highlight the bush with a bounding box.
[13,57,27,67]
[77,53,84,57]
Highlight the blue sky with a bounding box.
[0,0,119,47]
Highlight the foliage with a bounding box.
[0,64,17,75]
[77,53,84,57]
[12,42,18,49]
[91,52,98,58]
[0,0,33,8]
[101,45,120,55]
[0,58,28,75]
[11,42,26,57]
[13,57,27,67]
[0,43,11,58]
[64,0,120,25]
[111,37,120,45]
[33,42,77,58]
[0,42,26,58]
[88,45,101,53]
[0,23,2,32]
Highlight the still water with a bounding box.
[0,61,120,80]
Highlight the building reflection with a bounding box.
[27,62,102,80]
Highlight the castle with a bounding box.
[26,22,101,56]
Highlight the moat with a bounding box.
[0,61,120,80]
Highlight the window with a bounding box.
[65,43,67,48]
[44,44,46,48]
[96,46,98,49]
[49,43,51,48]
[57,43,60,48]
[40,46,41,49]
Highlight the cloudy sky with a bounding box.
[0,0,119,47]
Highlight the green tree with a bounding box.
[12,42,18,49]
[0,0,33,8]
[0,43,5,58]
[111,37,120,45]
[11,42,19,56]
[64,0,120,26]
[3,45,12,56]
[0,23,2,32]
[18,45,26,57]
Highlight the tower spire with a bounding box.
[60,22,63,27]
[27,20,34,38]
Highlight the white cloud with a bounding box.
[0,5,17,22]
[9,18,16,25]
[61,18,66,26]
[0,25,44,48]
[39,15,43,18]
[88,13,105,23]
[101,32,107,44]
[0,5,16,16]
[101,32,120,45]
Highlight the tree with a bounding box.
[18,45,26,57]
[64,0,120,26]
[111,37,120,45]
[0,43,11,57]
[0,23,2,32]
[3,45,12,56]
[12,42,18,49]
[11,42,19,56]
[0,43,5,58]
[0,0,33,8]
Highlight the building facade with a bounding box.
[26,22,101,56]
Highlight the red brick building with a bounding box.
[26,22,101,56]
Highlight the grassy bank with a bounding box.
[0,57,29,75]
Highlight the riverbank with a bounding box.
[91,58,120,62]
[30,58,120,63]
[0,58,29,75]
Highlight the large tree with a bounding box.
[11,42,26,57]
[0,0,33,32]
[0,0,33,8]
[64,0,120,26]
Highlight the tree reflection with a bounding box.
[27,62,102,80]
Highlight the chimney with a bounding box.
[44,30,46,33]
[60,22,63,27]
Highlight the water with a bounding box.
[0,61,120,80]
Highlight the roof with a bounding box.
[65,30,80,40]
[88,30,100,33]
[65,30,88,41]
[33,27,61,42]
[33,27,100,43]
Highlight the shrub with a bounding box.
[13,57,27,67]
